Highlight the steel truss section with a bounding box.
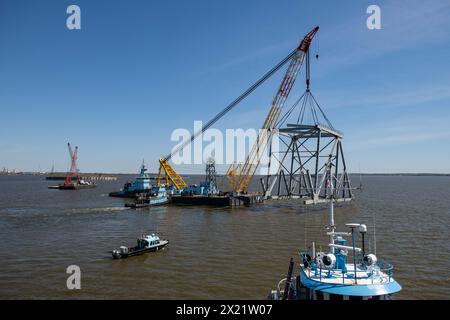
[262,124,352,204]
[260,49,353,204]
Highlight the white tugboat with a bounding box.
[268,164,401,300]
[112,234,169,259]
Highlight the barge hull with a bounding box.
[48,184,96,190]
[109,190,151,198]
[57,184,96,190]
[170,194,264,207]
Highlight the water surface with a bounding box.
[0,174,448,299]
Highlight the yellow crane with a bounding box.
[156,159,188,190]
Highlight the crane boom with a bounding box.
[227,26,319,193]
[64,142,79,185]
[162,46,301,163]
[157,27,319,191]
[157,159,188,189]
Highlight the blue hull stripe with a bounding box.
[300,269,402,296]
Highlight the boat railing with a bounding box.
[275,276,296,300]
[375,259,394,282]
[302,253,395,283]
[276,278,287,300]
[355,252,394,282]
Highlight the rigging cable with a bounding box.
[163,48,300,162]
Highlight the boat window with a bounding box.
[329,294,344,301]
[368,295,380,300]
[349,295,363,300]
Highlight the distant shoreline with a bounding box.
[350,173,450,176]
[0,172,449,177]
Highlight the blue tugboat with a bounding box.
[125,186,170,209]
[269,167,402,300]
[148,186,169,205]
[179,181,219,196]
[109,162,152,198]
[112,233,169,259]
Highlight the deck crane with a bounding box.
[156,26,319,191]
[64,142,79,186]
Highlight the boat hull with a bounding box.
[109,189,151,198]
[112,240,169,259]
[48,184,96,190]
[57,184,96,190]
[170,194,264,207]
[125,198,170,209]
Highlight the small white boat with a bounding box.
[112,234,168,259]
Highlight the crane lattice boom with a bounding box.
[157,27,319,191]
[157,159,188,190]
[64,142,79,185]
[228,26,319,193]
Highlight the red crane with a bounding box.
[64,142,79,185]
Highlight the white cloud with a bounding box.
[347,114,450,150]
[318,84,450,111]
[315,0,450,76]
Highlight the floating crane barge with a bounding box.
[161,159,264,207]
[133,26,350,207]
[48,143,96,190]
[156,27,322,207]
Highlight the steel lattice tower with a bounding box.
[261,52,352,204]
[205,158,217,188]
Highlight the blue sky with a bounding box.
[1,0,450,174]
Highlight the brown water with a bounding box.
[0,174,449,299]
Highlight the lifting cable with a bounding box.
[163,48,299,162]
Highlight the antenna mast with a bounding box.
[327,161,335,246]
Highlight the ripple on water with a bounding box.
[0,175,449,299]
